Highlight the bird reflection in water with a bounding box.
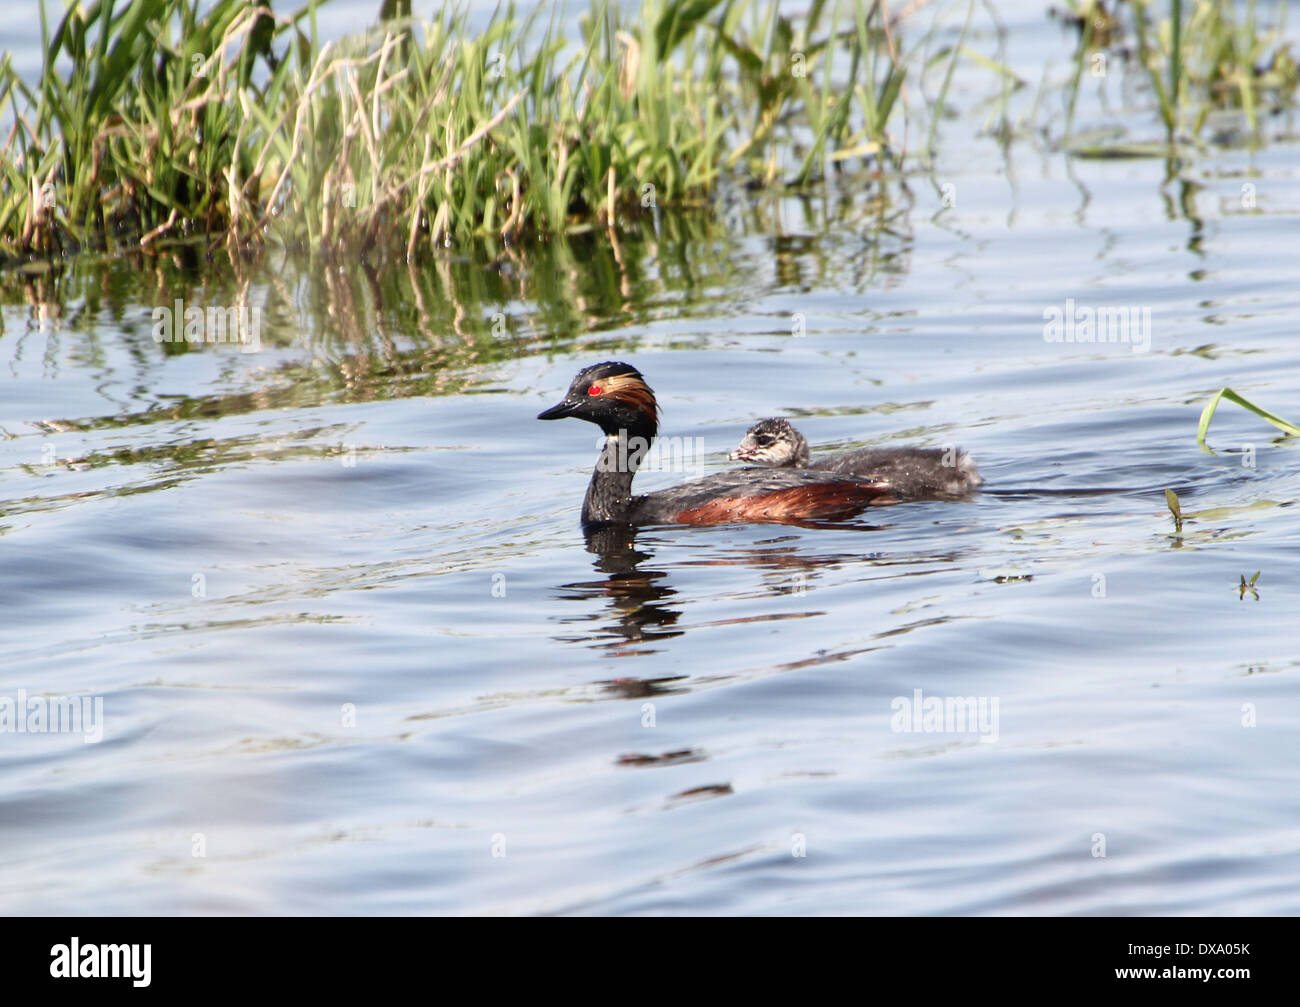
[555,522,893,701]
[551,523,688,698]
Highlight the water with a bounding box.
[2,2,1299,915]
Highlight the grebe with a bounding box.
[538,362,893,527]
[729,417,982,499]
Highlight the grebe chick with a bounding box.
[539,363,893,527]
[730,417,982,499]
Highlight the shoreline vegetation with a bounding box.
[0,0,1296,266]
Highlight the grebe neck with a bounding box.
[582,427,655,525]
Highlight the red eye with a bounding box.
[587,384,602,395]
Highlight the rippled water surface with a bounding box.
[2,2,1299,914]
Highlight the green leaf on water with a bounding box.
[1187,499,1285,520]
[1165,492,1183,533]
[1068,141,1174,159]
[1198,387,1300,450]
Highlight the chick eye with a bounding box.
[756,436,773,445]
[587,384,602,395]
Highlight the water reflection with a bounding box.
[556,521,903,660]
[553,524,682,655]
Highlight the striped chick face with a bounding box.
[729,418,810,467]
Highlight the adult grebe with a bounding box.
[729,417,982,499]
[538,363,894,527]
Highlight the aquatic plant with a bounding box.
[1196,387,1300,449]
[1164,487,1183,532]
[2,0,1295,263]
[1062,0,1299,146]
[0,0,920,260]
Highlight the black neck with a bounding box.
[581,426,655,525]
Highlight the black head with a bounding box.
[537,361,659,437]
[729,417,810,466]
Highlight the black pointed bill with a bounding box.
[538,398,578,421]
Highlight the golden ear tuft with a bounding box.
[600,372,659,428]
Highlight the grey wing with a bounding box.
[812,448,981,495]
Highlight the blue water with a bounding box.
[1,0,1298,914]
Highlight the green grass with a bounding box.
[1064,0,1299,146]
[2,0,1296,262]
[0,0,923,260]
